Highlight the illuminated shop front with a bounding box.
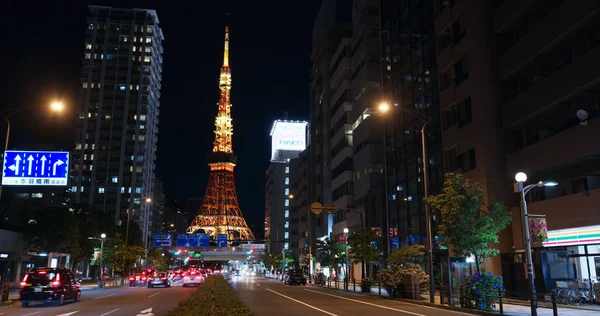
[539,225,600,302]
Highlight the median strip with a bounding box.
[266,288,338,316]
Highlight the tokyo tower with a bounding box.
[186,26,255,240]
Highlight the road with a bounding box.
[0,284,195,316]
[231,276,469,316]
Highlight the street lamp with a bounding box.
[0,100,65,200]
[89,233,107,287]
[378,102,391,260]
[515,172,557,316]
[343,227,350,291]
[377,100,434,303]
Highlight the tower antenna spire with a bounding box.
[222,25,229,68]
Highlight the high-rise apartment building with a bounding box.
[71,6,164,246]
[265,120,307,255]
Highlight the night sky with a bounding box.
[0,0,321,232]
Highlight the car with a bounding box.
[182,271,203,287]
[148,272,170,288]
[129,273,149,287]
[284,269,307,286]
[20,267,81,307]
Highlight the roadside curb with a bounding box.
[504,298,600,313]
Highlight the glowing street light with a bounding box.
[50,100,65,112]
[145,198,152,203]
[288,194,294,199]
[378,102,390,113]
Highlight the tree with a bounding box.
[347,229,381,278]
[387,244,425,267]
[315,238,347,277]
[263,253,281,270]
[425,173,511,273]
[147,248,168,271]
[25,206,80,256]
[71,204,119,272]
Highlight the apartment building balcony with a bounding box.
[506,116,600,177]
[502,46,600,128]
[330,57,351,88]
[497,0,600,80]
[493,0,535,33]
[510,188,600,249]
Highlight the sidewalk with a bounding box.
[317,282,600,316]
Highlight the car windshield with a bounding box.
[288,269,303,275]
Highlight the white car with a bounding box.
[182,272,204,287]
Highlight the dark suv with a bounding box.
[20,268,81,307]
[284,269,307,285]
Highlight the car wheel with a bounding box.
[74,291,81,302]
[182,283,186,287]
[21,301,29,308]
[57,294,65,306]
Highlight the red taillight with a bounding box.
[52,281,60,286]
[142,277,147,280]
[129,277,135,280]
[161,277,166,280]
[20,282,26,286]
[38,271,47,274]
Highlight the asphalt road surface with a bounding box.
[231,276,469,316]
[0,283,196,316]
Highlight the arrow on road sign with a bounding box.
[40,155,47,175]
[137,307,154,316]
[10,155,21,175]
[27,155,34,175]
[56,311,79,316]
[53,159,64,175]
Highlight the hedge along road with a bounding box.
[231,276,468,316]
[0,283,197,316]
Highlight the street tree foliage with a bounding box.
[147,248,168,271]
[347,229,381,278]
[25,206,81,257]
[263,253,294,271]
[315,238,347,276]
[72,203,119,269]
[387,244,425,267]
[425,173,511,273]
[102,233,145,275]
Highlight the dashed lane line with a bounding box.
[99,308,120,316]
[147,292,161,298]
[94,294,116,300]
[265,288,338,316]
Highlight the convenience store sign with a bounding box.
[543,225,600,247]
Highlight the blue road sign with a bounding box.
[199,234,210,247]
[2,150,69,186]
[216,234,228,247]
[177,234,197,247]
[391,237,399,250]
[153,233,172,247]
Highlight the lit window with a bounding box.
[105,115,111,119]
[140,125,145,129]
[136,167,142,172]
[285,221,289,229]
[90,165,93,171]
[136,84,140,90]
[144,67,150,73]
[98,187,105,194]
[120,85,126,91]
[122,36,128,42]
[90,154,94,160]
[133,115,137,120]
[133,36,137,42]
[132,46,136,52]
[72,186,77,192]
[30,193,42,199]
[84,143,88,149]
[144,56,150,63]
[121,187,125,193]
[285,210,289,218]
[284,232,289,239]
[80,186,84,192]
[285,188,289,195]
[130,166,133,172]
[284,243,289,250]
[82,82,88,88]
[75,143,82,150]
[145,47,152,53]
[85,53,91,59]
[146,37,152,43]
[285,177,289,185]
[285,199,289,206]
[85,43,92,49]
[140,115,146,121]
[83,154,87,160]
[285,167,289,173]
[135,188,141,194]
[128,187,132,193]
[146,26,153,33]
[112,177,118,183]
[138,135,145,141]
[91,83,95,88]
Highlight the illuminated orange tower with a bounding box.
[187,26,255,240]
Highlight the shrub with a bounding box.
[459,272,505,312]
[377,263,429,293]
[167,275,254,316]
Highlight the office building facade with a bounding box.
[71,6,164,246]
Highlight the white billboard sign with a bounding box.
[270,121,307,160]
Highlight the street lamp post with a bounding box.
[89,233,107,288]
[378,103,391,259]
[378,101,434,303]
[343,227,349,291]
[515,172,558,316]
[0,100,65,200]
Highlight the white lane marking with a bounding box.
[265,288,338,316]
[99,308,120,316]
[94,293,116,300]
[56,311,79,316]
[147,292,160,298]
[21,312,41,316]
[304,289,426,316]
[255,282,260,286]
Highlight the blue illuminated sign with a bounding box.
[391,237,399,250]
[153,233,172,247]
[2,150,69,186]
[176,233,211,248]
[216,234,228,247]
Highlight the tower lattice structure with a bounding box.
[187,26,255,240]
